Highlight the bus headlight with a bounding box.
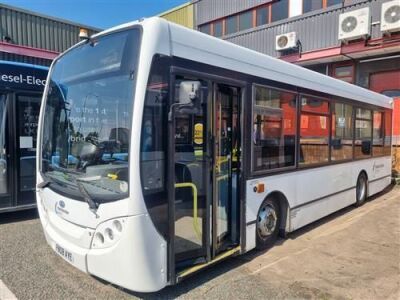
[91,217,126,249]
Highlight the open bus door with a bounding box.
[168,70,243,282]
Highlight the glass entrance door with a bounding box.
[213,84,240,255]
[0,94,11,209]
[171,75,241,273]
[173,76,210,265]
[15,95,41,206]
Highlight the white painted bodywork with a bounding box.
[245,157,392,251]
[36,17,392,292]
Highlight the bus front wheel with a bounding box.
[256,197,281,250]
[355,173,368,207]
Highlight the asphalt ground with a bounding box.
[0,185,399,300]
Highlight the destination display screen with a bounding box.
[0,62,48,91]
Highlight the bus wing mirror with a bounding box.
[179,81,201,105]
[168,81,202,121]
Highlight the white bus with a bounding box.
[36,18,393,292]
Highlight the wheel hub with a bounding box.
[257,204,277,238]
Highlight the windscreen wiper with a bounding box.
[74,178,99,217]
[37,180,51,189]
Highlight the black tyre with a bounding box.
[256,197,281,250]
[355,173,368,207]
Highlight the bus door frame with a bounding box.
[0,89,42,212]
[167,66,247,284]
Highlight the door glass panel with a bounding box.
[173,77,208,262]
[0,94,9,198]
[16,95,41,204]
[214,84,239,252]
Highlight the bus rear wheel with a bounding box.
[256,197,280,250]
[355,173,368,207]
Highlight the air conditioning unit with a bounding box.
[381,0,400,33]
[275,32,297,51]
[338,7,370,42]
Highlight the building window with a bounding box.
[214,20,223,37]
[333,64,354,83]
[331,103,353,161]
[256,6,269,26]
[239,10,253,31]
[303,0,323,13]
[306,64,328,75]
[327,0,342,7]
[299,96,330,165]
[372,111,384,156]
[199,23,211,35]
[354,108,372,159]
[252,85,297,171]
[226,15,238,35]
[271,0,289,23]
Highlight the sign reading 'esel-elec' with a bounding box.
[0,62,48,91]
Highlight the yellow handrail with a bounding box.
[175,182,201,240]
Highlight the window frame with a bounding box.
[331,62,355,84]
[238,10,254,32]
[213,19,224,37]
[270,0,290,23]
[353,107,373,160]
[298,93,332,167]
[249,85,391,177]
[330,100,354,163]
[372,110,385,157]
[251,83,299,175]
[255,5,270,27]
[302,0,324,14]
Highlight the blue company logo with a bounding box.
[55,200,69,215]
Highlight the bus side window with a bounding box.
[252,85,297,171]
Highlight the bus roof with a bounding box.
[96,17,393,109]
[0,60,49,71]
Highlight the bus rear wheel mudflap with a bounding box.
[355,172,368,207]
[256,197,281,250]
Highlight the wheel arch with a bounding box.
[264,190,290,238]
[358,169,369,197]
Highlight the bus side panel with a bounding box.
[245,156,391,251]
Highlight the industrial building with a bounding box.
[0,3,99,212]
[0,3,99,66]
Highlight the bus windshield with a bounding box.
[40,28,140,203]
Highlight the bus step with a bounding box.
[176,245,241,282]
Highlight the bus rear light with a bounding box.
[91,217,126,249]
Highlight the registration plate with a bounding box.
[55,244,74,263]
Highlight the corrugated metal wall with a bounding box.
[160,2,194,29]
[200,0,389,57]
[0,4,99,53]
[195,0,272,25]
